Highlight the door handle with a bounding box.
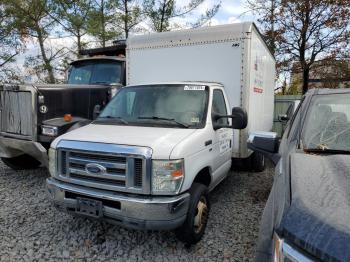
[205,140,212,146]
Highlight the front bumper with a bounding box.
[0,136,48,166]
[47,178,190,230]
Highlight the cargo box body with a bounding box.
[126,22,275,158]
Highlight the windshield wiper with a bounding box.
[91,81,111,85]
[138,116,189,128]
[304,148,350,155]
[98,116,129,124]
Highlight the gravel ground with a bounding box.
[0,161,273,262]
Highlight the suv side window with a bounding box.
[287,98,304,139]
[212,89,228,125]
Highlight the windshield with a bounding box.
[303,93,350,152]
[67,60,122,85]
[97,84,209,128]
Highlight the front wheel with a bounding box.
[175,183,210,245]
[1,154,41,170]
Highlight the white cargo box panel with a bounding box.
[127,22,275,158]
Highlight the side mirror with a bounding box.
[247,131,280,165]
[278,114,289,122]
[93,104,101,120]
[231,107,248,130]
[213,107,248,130]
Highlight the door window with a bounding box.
[212,89,228,125]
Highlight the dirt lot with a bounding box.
[0,162,273,262]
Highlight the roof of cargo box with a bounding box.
[126,81,223,87]
[127,22,274,58]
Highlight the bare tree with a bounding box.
[114,0,143,39]
[3,0,62,83]
[0,4,22,81]
[51,0,93,54]
[246,0,281,54]
[279,0,350,94]
[247,0,350,94]
[87,0,120,47]
[143,0,221,32]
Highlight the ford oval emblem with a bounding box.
[85,163,106,175]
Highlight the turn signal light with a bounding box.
[171,170,183,178]
[64,114,72,122]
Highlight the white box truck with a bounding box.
[46,22,275,244]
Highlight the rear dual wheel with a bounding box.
[175,183,210,245]
[1,154,41,170]
[231,152,265,172]
[250,151,265,172]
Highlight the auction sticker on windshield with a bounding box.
[184,85,206,91]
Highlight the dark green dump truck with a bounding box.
[0,42,126,170]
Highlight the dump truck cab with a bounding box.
[0,43,126,170]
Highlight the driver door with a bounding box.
[211,89,233,183]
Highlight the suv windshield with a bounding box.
[303,93,350,152]
[97,84,209,128]
[68,60,122,85]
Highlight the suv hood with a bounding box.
[280,153,350,261]
[51,123,197,159]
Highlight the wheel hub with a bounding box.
[194,196,208,233]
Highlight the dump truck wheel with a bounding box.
[1,154,41,170]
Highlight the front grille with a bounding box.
[0,90,33,137]
[61,151,67,175]
[69,151,126,163]
[134,159,143,187]
[69,173,126,186]
[59,149,146,193]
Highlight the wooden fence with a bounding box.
[273,95,302,137]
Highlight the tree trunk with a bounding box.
[269,0,276,54]
[300,2,310,95]
[101,0,106,47]
[77,31,82,56]
[159,0,166,32]
[124,0,129,38]
[302,67,309,94]
[36,24,55,83]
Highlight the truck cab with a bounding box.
[0,45,126,170]
[47,82,247,244]
[67,57,126,86]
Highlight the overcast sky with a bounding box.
[200,0,253,24]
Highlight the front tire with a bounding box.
[175,183,210,245]
[1,154,41,170]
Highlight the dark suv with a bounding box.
[249,88,350,261]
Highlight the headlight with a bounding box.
[42,125,58,136]
[152,159,184,195]
[48,148,57,177]
[274,233,314,262]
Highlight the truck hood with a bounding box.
[34,84,122,124]
[52,123,198,159]
[279,153,350,261]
